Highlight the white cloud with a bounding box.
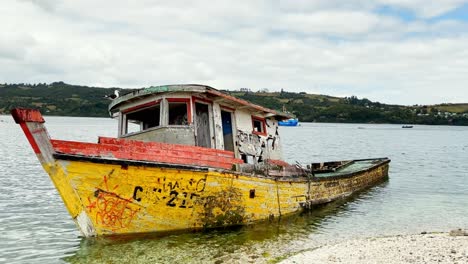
[278,11,380,35]
[1,0,468,105]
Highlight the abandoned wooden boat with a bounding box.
[11,84,390,237]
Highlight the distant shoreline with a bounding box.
[279,230,468,264]
[2,113,468,127]
[2,82,468,125]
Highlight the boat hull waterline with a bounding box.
[12,108,389,237]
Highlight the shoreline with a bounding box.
[279,230,468,264]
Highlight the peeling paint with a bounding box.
[76,211,96,237]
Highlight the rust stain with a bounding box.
[197,187,246,228]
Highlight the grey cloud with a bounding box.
[1,0,468,104]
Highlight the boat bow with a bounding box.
[12,108,97,236]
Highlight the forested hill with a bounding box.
[0,82,134,117]
[1,82,468,125]
[231,90,468,125]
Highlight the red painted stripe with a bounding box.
[220,105,235,112]
[11,108,45,123]
[192,96,213,104]
[122,100,161,114]
[206,89,292,119]
[51,137,243,170]
[167,98,190,103]
[20,123,41,154]
[98,137,236,155]
[267,159,290,167]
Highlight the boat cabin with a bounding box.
[108,84,292,165]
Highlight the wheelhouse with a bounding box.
[108,84,292,164]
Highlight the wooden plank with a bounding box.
[51,137,243,170]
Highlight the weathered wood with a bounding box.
[11,85,390,238]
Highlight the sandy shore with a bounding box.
[280,230,468,264]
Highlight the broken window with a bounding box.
[125,104,160,134]
[168,100,189,125]
[252,116,266,135]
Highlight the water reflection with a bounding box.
[63,181,388,263]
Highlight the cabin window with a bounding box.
[168,99,190,125]
[252,116,267,135]
[125,104,160,134]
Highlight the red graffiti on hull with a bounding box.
[86,175,140,231]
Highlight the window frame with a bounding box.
[121,100,161,135]
[251,116,267,136]
[167,98,192,125]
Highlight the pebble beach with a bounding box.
[280,230,468,264]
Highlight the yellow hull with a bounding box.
[45,159,301,236]
[43,158,388,237]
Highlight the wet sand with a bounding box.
[280,230,468,264]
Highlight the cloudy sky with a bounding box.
[1,0,468,105]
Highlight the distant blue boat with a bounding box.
[278,118,299,126]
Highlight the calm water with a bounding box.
[1,115,467,263]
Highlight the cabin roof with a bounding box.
[108,84,293,119]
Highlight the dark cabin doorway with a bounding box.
[195,102,211,148]
[221,110,234,152]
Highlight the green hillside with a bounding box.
[228,90,468,126]
[1,82,468,125]
[432,104,468,113]
[0,82,134,117]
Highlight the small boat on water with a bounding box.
[12,84,390,237]
[402,125,414,128]
[278,118,299,126]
